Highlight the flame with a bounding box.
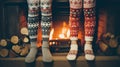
[59,21,70,39]
[59,34,65,38]
[67,29,70,38]
[49,21,70,39]
[49,28,54,40]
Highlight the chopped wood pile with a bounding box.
[97,32,120,56]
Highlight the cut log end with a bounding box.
[12,45,21,54]
[20,27,28,35]
[0,39,7,47]
[23,36,29,43]
[0,48,9,57]
[10,36,19,44]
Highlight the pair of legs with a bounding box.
[66,0,96,61]
[25,0,96,63]
[25,0,53,63]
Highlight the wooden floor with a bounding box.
[0,55,120,67]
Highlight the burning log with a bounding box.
[0,48,9,57]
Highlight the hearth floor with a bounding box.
[0,53,120,67]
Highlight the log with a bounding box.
[109,38,118,48]
[0,39,13,49]
[101,32,118,48]
[101,32,114,44]
[10,35,19,44]
[20,46,29,56]
[9,50,19,58]
[0,39,7,47]
[0,48,9,57]
[12,45,21,54]
[22,36,29,43]
[98,40,109,52]
[20,27,28,35]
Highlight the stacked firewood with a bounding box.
[97,32,120,56]
[0,35,30,58]
[0,11,30,58]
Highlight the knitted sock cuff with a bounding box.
[70,37,78,40]
[85,36,93,41]
[83,0,96,8]
[69,0,82,9]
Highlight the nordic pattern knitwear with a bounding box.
[40,0,52,16]
[84,0,96,38]
[27,0,40,42]
[69,0,82,40]
[40,0,52,41]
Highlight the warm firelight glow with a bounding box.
[49,28,54,40]
[59,21,70,39]
[67,29,70,38]
[49,21,70,40]
[59,34,65,38]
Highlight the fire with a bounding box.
[67,29,70,38]
[49,28,54,40]
[49,21,70,39]
[59,21,70,39]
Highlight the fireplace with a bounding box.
[0,0,120,56]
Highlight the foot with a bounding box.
[25,46,38,63]
[84,44,95,60]
[66,45,78,60]
[42,41,53,62]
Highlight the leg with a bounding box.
[66,0,82,60]
[25,0,40,63]
[40,0,53,62]
[83,0,96,60]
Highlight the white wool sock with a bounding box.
[25,42,38,63]
[84,41,95,60]
[42,41,53,62]
[67,40,78,60]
